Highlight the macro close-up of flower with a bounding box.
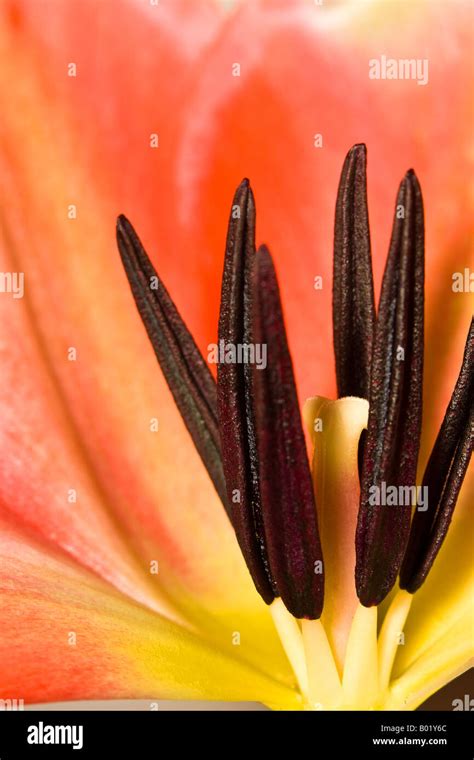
[0,0,472,715]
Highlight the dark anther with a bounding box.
[356,170,425,607]
[400,319,473,593]
[216,179,275,604]
[250,246,324,619]
[116,215,228,510]
[333,144,375,399]
[217,182,324,618]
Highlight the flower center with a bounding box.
[116,144,473,709]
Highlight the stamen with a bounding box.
[116,215,228,508]
[333,143,375,399]
[356,170,425,607]
[217,180,275,605]
[217,178,324,618]
[249,246,324,619]
[399,318,473,592]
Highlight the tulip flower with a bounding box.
[0,0,471,710]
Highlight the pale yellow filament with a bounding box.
[342,603,378,708]
[378,589,413,694]
[301,618,343,709]
[270,598,309,699]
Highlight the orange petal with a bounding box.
[0,228,186,623]
[0,514,299,707]
[0,0,292,677]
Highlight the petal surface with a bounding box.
[0,0,291,677]
[0,515,300,708]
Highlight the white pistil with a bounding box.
[270,598,309,699]
[378,589,413,693]
[342,603,378,708]
[301,618,343,709]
